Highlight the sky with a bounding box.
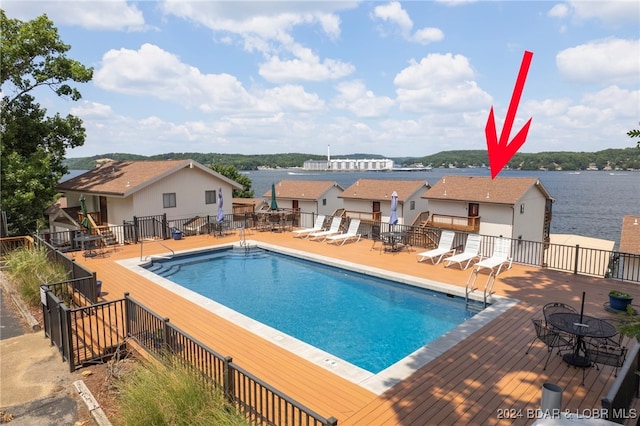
[3,1,640,159]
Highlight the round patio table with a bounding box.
[547,312,617,367]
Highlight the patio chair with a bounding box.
[444,234,481,270]
[586,318,624,348]
[525,318,573,370]
[308,217,342,241]
[416,230,456,265]
[543,302,577,327]
[292,215,326,238]
[326,219,361,246]
[586,341,627,377]
[472,237,512,275]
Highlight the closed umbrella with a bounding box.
[389,191,398,225]
[270,183,278,210]
[79,194,91,231]
[217,187,225,222]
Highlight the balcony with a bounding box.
[426,214,480,233]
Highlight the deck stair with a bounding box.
[98,228,118,247]
[183,216,209,235]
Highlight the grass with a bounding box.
[114,356,248,426]
[4,246,68,306]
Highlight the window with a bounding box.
[322,198,327,206]
[520,203,525,214]
[163,193,176,208]
[410,201,415,210]
[205,190,217,205]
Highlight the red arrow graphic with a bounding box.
[486,50,533,179]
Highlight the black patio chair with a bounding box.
[542,302,578,343]
[586,341,627,377]
[525,318,573,370]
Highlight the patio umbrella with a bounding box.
[389,191,398,225]
[79,194,91,231]
[217,187,225,222]
[579,291,586,323]
[270,183,278,210]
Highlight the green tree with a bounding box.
[1,11,93,235]
[211,164,254,198]
[628,123,640,148]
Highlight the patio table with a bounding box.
[380,231,408,252]
[74,234,103,258]
[547,312,617,367]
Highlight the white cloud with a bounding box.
[412,28,445,45]
[372,1,444,45]
[372,2,413,36]
[569,0,640,27]
[332,80,394,117]
[547,4,570,19]
[394,53,491,112]
[2,0,147,31]
[259,52,355,83]
[556,38,640,86]
[94,43,257,112]
[261,85,326,112]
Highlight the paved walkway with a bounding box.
[0,274,96,425]
[0,287,27,340]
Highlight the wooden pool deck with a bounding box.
[74,229,640,425]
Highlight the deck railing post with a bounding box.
[162,214,168,239]
[162,317,170,351]
[223,356,234,403]
[326,416,338,426]
[123,292,131,338]
[573,244,580,275]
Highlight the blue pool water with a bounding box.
[145,248,476,373]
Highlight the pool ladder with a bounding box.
[140,238,175,262]
[238,226,250,251]
[465,267,498,310]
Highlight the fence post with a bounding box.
[123,292,131,338]
[60,304,75,372]
[162,214,168,239]
[223,356,234,402]
[326,416,338,426]
[162,317,170,351]
[573,244,580,274]
[133,216,139,244]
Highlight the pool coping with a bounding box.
[118,240,519,395]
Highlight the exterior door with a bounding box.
[99,196,108,225]
[468,203,479,228]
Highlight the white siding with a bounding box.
[133,167,234,220]
[512,186,546,243]
[107,197,133,225]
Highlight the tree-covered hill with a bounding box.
[64,147,640,172]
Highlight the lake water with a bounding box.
[246,168,640,246]
[64,167,639,245]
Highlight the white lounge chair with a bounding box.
[292,215,326,238]
[444,234,482,270]
[326,219,361,246]
[308,217,342,241]
[416,230,456,264]
[473,237,512,275]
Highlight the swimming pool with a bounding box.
[145,247,475,373]
[122,242,517,394]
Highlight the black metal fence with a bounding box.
[40,288,337,426]
[32,211,640,284]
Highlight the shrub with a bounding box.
[115,357,248,426]
[4,246,68,306]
